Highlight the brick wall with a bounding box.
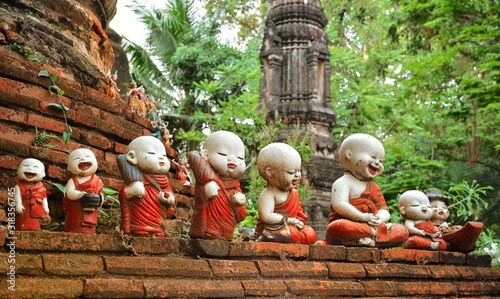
[0,231,499,298]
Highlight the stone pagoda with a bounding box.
[259,0,343,238]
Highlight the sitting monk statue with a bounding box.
[14,158,51,230]
[117,136,176,237]
[187,130,247,241]
[256,142,316,244]
[317,133,408,247]
[399,190,448,250]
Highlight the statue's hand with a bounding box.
[287,217,304,230]
[15,205,25,214]
[158,191,175,206]
[232,192,246,206]
[368,216,385,227]
[124,181,145,199]
[77,191,86,199]
[429,231,442,238]
[204,181,219,199]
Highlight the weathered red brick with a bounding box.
[80,130,114,150]
[100,176,123,191]
[8,277,83,298]
[80,84,125,115]
[0,124,34,156]
[30,146,69,165]
[229,241,309,259]
[361,280,399,297]
[0,155,21,170]
[257,260,328,277]
[475,266,500,280]
[364,263,431,278]
[428,281,459,296]
[128,235,180,255]
[17,254,44,275]
[455,265,481,280]
[0,106,27,123]
[114,142,128,154]
[43,253,104,276]
[27,113,67,134]
[345,247,380,262]
[241,279,288,297]
[209,259,259,278]
[439,250,466,264]
[100,152,120,177]
[181,239,230,257]
[84,278,144,298]
[466,253,492,267]
[309,244,346,260]
[15,231,127,252]
[286,280,365,297]
[327,262,366,278]
[428,265,463,279]
[381,248,439,264]
[46,164,70,181]
[105,256,212,277]
[144,278,244,298]
[457,281,500,296]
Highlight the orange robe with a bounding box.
[404,220,447,251]
[188,151,247,241]
[15,181,50,230]
[119,175,175,237]
[257,188,316,244]
[325,181,408,247]
[63,174,103,234]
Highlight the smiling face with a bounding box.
[201,131,245,179]
[68,148,98,177]
[257,143,302,191]
[341,134,385,181]
[430,199,450,223]
[17,158,45,183]
[126,136,170,174]
[399,190,432,221]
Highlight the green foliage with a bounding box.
[446,180,492,223]
[32,127,57,148]
[9,43,46,63]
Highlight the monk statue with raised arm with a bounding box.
[256,142,316,244]
[318,133,408,247]
[187,130,247,241]
[117,136,176,237]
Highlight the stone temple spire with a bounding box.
[259,0,343,238]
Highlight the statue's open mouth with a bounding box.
[78,162,92,171]
[368,165,378,175]
[24,172,36,179]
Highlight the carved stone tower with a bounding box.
[259,0,343,239]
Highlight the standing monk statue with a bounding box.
[188,131,247,241]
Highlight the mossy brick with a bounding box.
[143,278,244,298]
[257,260,328,277]
[0,106,27,123]
[466,253,492,267]
[427,265,463,279]
[346,247,380,262]
[180,239,230,257]
[209,259,259,278]
[327,262,366,278]
[364,263,431,278]
[129,235,180,255]
[381,248,439,264]
[361,280,399,297]
[84,278,144,299]
[285,280,365,297]
[439,250,466,264]
[17,254,44,275]
[229,241,309,259]
[241,279,288,297]
[309,244,346,260]
[43,253,104,276]
[10,277,83,298]
[105,256,212,277]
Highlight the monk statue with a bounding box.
[399,190,448,250]
[187,130,247,241]
[317,133,408,247]
[256,142,316,244]
[426,188,483,253]
[14,158,51,230]
[63,148,104,233]
[117,136,176,237]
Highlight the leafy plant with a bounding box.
[9,43,46,64]
[446,180,492,224]
[32,127,57,148]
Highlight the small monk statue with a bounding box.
[117,136,176,237]
[318,133,408,247]
[14,158,51,230]
[187,130,247,241]
[399,190,448,250]
[127,81,147,116]
[426,188,483,253]
[63,148,104,233]
[256,142,316,244]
